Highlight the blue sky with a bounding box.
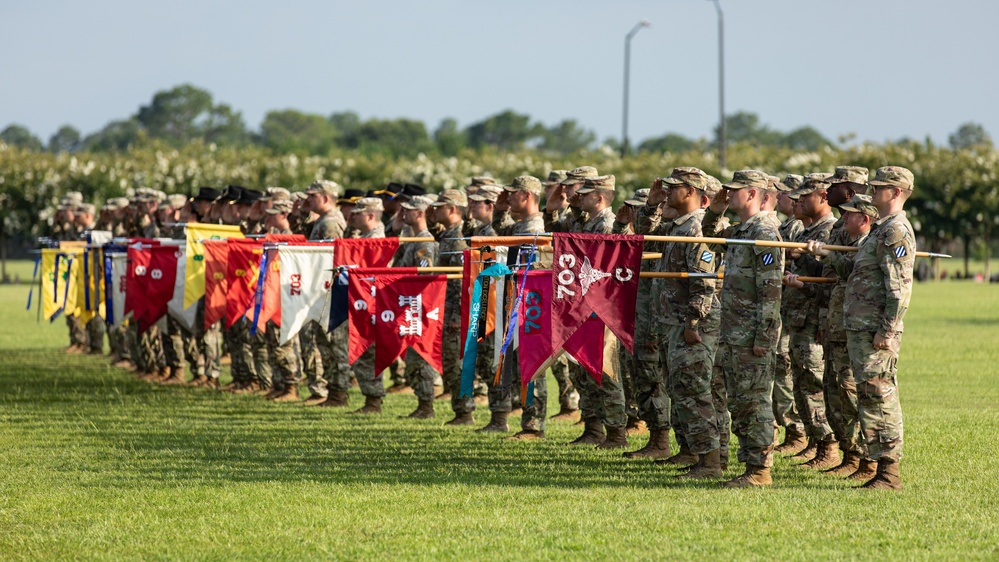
[3,0,997,146]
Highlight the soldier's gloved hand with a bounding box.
[783,272,804,289]
[807,240,829,257]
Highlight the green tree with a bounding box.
[353,118,433,157]
[81,119,144,151]
[638,132,697,154]
[329,111,362,147]
[136,84,215,145]
[466,110,542,151]
[48,125,81,153]
[260,109,338,154]
[539,119,596,155]
[715,111,782,146]
[0,125,44,151]
[434,118,467,156]
[782,126,832,151]
[948,122,991,150]
[201,103,250,146]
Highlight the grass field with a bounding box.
[1,278,998,560]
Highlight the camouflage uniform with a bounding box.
[395,226,440,403]
[702,202,784,468]
[843,177,914,463]
[438,218,472,414]
[353,222,387,399]
[786,211,837,444]
[308,206,347,398]
[470,217,498,399]
[775,216,805,433]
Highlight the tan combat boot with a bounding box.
[445,412,475,426]
[722,464,773,488]
[801,440,840,470]
[596,426,629,450]
[508,429,545,440]
[350,395,382,414]
[550,405,580,422]
[474,412,509,432]
[272,386,302,402]
[790,438,817,461]
[160,366,187,385]
[654,443,699,467]
[622,429,671,459]
[301,393,327,405]
[825,451,861,477]
[848,458,878,481]
[406,399,435,419]
[679,448,724,480]
[860,459,902,491]
[626,416,648,436]
[569,418,605,446]
[775,428,808,454]
[317,390,349,408]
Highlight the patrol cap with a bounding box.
[543,170,569,186]
[401,195,434,211]
[504,175,544,196]
[839,194,879,219]
[765,175,782,192]
[261,187,291,202]
[351,197,385,214]
[338,188,365,205]
[64,191,84,204]
[868,166,914,191]
[776,174,804,192]
[265,200,294,215]
[722,170,769,190]
[576,175,616,194]
[560,166,599,186]
[468,184,502,203]
[827,166,869,185]
[106,197,130,210]
[704,176,723,198]
[464,177,498,193]
[431,189,468,208]
[305,179,341,198]
[75,203,96,215]
[162,193,188,209]
[625,188,650,207]
[663,167,711,190]
[292,191,308,201]
[794,173,832,197]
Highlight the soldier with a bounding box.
[348,197,390,414]
[461,177,499,238]
[158,194,195,385]
[394,195,440,418]
[71,203,105,356]
[782,174,840,469]
[431,190,475,425]
[772,174,808,453]
[304,180,351,406]
[613,188,650,434]
[553,174,630,449]
[702,170,784,487]
[808,166,915,491]
[474,176,544,436]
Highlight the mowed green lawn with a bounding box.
[1,279,997,560]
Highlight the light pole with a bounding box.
[622,19,651,158]
[708,0,725,170]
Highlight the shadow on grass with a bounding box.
[2,349,826,492]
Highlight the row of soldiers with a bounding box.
[55,162,914,490]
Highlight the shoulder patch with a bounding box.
[761,252,775,266]
[700,250,714,264]
[893,246,907,259]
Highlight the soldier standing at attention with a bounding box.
[348,198,390,415]
[808,166,915,491]
[432,190,475,425]
[702,170,784,488]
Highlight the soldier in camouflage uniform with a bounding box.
[461,177,498,238]
[465,184,503,401]
[808,166,915,491]
[304,180,351,406]
[547,174,630,449]
[395,195,441,419]
[347,198,390,414]
[481,176,547,436]
[157,194,195,385]
[702,170,784,488]
[772,174,808,453]
[431,190,476,425]
[782,174,840,469]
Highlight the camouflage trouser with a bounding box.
[300,321,327,398]
[108,321,129,360]
[717,343,775,468]
[550,354,578,409]
[405,348,438,402]
[67,315,86,346]
[266,321,300,391]
[633,324,669,430]
[488,345,520,413]
[202,320,223,380]
[825,340,862,455]
[182,327,204,377]
[247,326,271,389]
[790,320,834,442]
[618,345,639,420]
[138,323,166,373]
[711,354,731,466]
[390,359,407,387]
[86,317,105,353]
[353,345,384,398]
[847,330,904,462]
[164,316,185,369]
[520,350,547,432]
[573,329,627,429]
[666,324,720,455]
[773,325,803,432]
[320,322,353,394]
[443,323,474,415]
[226,319,255,385]
[124,319,138,364]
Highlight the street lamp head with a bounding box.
[640,20,651,28]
